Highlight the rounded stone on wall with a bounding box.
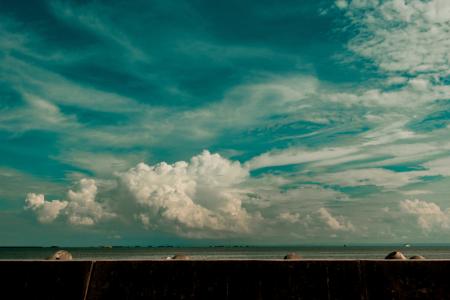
[171,254,190,260]
[409,255,425,259]
[385,251,406,259]
[48,250,73,261]
[284,253,302,260]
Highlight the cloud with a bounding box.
[50,1,148,62]
[0,19,29,55]
[317,168,417,189]
[361,120,418,146]
[401,190,432,196]
[311,155,450,190]
[25,193,67,223]
[317,149,450,191]
[25,179,114,225]
[400,199,450,231]
[335,0,349,9]
[25,151,261,237]
[117,150,256,237]
[318,207,355,232]
[246,120,450,190]
[4,57,140,113]
[0,167,64,202]
[421,157,450,177]
[24,150,364,239]
[55,151,149,176]
[327,81,450,108]
[175,75,322,138]
[277,212,302,224]
[341,0,450,78]
[6,0,450,243]
[247,147,359,170]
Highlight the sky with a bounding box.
[1,0,450,246]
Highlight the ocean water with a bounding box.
[2,246,450,260]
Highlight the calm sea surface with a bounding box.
[2,246,450,260]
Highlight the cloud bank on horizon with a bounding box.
[0,0,449,245]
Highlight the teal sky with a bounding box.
[1,0,450,246]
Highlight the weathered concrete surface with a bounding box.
[86,260,364,300]
[0,261,92,300]
[1,260,450,300]
[362,260,450,300]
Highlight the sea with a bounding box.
[2,245,450,260]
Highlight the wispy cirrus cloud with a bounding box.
[50,1,149,62]
[338,0,450,77]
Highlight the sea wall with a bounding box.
[1,260,449,299]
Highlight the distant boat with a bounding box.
[404,244,411,248]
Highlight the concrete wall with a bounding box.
[1,260,449,299]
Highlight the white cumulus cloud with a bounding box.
[24,150,366,239]
[116,150,256,237]
[400,199,450,231]
[25,178,114,225]
[277,212,302,224]
[318,207,355,232]
[25,193,67,223]
[25,151,262,238]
